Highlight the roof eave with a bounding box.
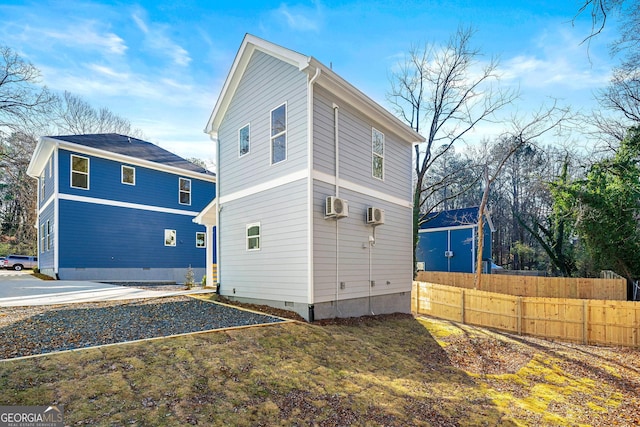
[205,34,311,136]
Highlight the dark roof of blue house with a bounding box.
[51,133,214,175]
[420,207,480,229]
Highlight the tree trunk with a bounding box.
[474,166,490,290]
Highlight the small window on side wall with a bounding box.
[196,232,206,248]
[239,124,250,157]
[372,128,384,180]
[164,229,176,247]
[122,165,135,185]
[179,178,191,205]
[246,223,260,251]
[71,154,89,189]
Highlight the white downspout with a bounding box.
[307,67,321,317]
[333,103,341,316]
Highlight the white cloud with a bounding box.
[131,11,191,67]
[273,2,323,32]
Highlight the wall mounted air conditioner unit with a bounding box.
[366,207,385,225]
[325,196,349,218]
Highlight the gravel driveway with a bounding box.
[0,296,286,360]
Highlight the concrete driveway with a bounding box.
[0,270,214,307]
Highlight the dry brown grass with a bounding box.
[0,305,639,426]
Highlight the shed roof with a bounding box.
[420,207,495,232]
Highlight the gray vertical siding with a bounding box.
[218,50,308,196]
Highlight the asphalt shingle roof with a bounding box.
[51,133,213,175]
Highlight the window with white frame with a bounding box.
[270,103,287,164]
[122,165,135,185]
[40,173,45,200]
[239,124,250,157]
[164,229,176,247]
[179,178,191,205]
[46,220,51,251]
[196,232,206,248]
[372,128,384,180]
[246,223,260,251]
[41,224,45,253]
[70,154,89,189]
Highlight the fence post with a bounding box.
[517,297,523,335]
[582,300,588,345]
[460,289,466,323]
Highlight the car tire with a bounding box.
[13,264,23,271]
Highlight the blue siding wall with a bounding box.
[58,200,212,268]
[417,223,492,273]
[38,203,55,270]
[58,149,215,210]
[38,152,55,208]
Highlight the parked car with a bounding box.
[0,257,6,268]
[4,255,37,271]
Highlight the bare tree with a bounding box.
[474,103,570,289]
[387,26,517,273]
[53,91,145,138]
[0,47,55,135]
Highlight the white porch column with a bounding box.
[205,223,213,288]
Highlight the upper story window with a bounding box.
[179,177,191,205]
[372,128,385,180]
[71,155,89,189]
[40,173,45,200]
[271,103,287,164]
[239,124,250,157]
[122,165,135,185]
[247,223,261,251]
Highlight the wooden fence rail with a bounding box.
[413,281,640,347]
[415,271,627,301]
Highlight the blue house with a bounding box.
[416,207,494,273]
[27,134,216,282]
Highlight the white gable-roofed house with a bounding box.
[205,34,424,321]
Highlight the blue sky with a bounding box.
[0,1,618,161]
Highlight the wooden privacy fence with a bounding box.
[416,271,627,301]
[412,281,640,347]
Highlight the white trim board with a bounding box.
[58,194,201,217]
[313,170,412,208]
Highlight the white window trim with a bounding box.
[196,231,206,248]
[40,173,45,200]
[164,229,176,247]
[238,123,250,158]
[121,165,136,185]
[40,224,45,254]
[179,177,191,206]
[70,154,90,190]
[270,102,287,165]
[372,127,385,181]
[46,220,51,251]
[246,222,261,251]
